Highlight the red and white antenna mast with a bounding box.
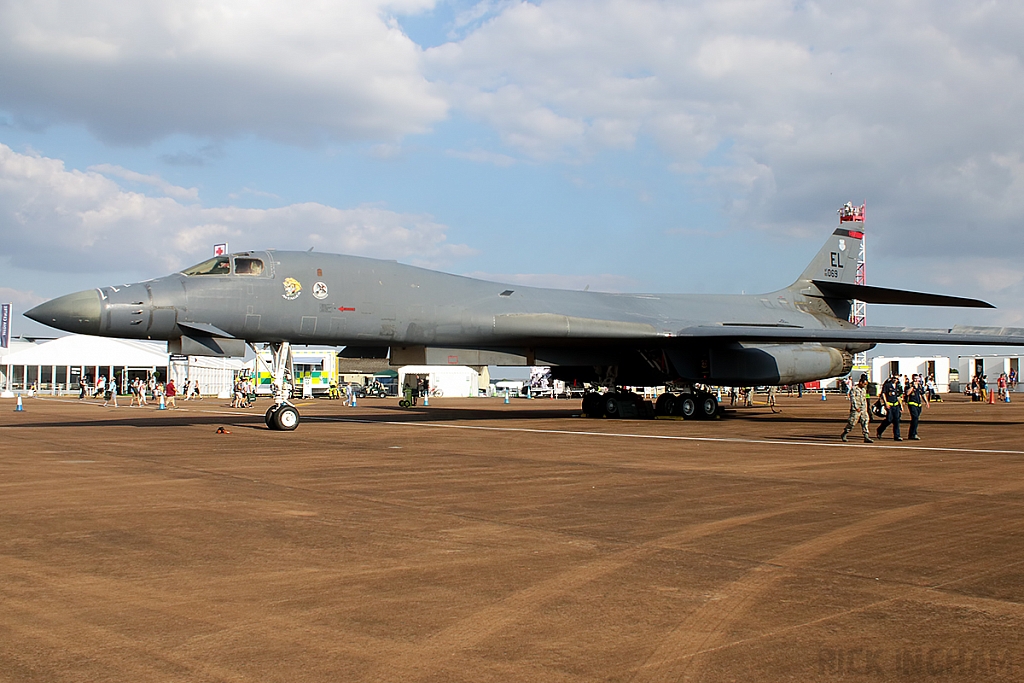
[838,201,868,371]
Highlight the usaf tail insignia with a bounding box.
[282,277,302,300]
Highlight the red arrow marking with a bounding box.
[338,306,356,312]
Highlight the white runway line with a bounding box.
[31,397,1024,457]
[302,415,1024,457]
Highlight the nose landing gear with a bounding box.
[265,403,300,431]
[255,341,301,431]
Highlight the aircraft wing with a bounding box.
[485,314,1024,347]
[673,324,1024,346]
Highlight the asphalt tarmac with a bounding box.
[2,393,1023,682]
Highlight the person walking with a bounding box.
[102,377,118,407]
[165,379,177,408]
[232,378,243,408]
[841,374,873,443]
[876,374,904,441]
[905,374,927,440]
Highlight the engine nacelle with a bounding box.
[707,343,852,386]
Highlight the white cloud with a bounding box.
[88,164,199,201]
[3,0,1024,270]
[445,147,517,166]
[0,144,473,275]
[425,0,1024,255]
[0,0,448,144]
[0,286,46,311]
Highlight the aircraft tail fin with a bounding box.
[786,226,993,310]
[792,226,863,287]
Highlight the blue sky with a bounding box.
[2,0,1023,355]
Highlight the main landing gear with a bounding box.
[581,388,719,420]
[259,341,301,431]
[654,390,719,419]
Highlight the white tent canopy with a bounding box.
[3,335,167,366]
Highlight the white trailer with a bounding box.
[399,365,480,398]
[870,356,950,392]
[958,355,1022,391]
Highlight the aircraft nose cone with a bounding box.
[25,289,103,335]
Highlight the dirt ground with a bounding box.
[1,392,1023,682]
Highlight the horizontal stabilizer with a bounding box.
[811,281,993,308]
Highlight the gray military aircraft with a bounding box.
[26,225,1024,430]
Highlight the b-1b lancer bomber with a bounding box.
[27,224,1024,430]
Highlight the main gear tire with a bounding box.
[699,394,719,419]
[273,405,300,431]
[603,393,621,418]
[581,392,602,418]
[655,393,677,416]
[679,396,697,419]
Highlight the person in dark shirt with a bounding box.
[904,374,928,441]
[876,374,904,441]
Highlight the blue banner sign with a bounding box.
[0,303,9,349]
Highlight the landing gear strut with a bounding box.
[257,341,300,431]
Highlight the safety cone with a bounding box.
[504,389,510,404]
[423,394,429,406]
[821,389,827,401]
[15,394,24,412]
[989,389,996,404]
[158,394,167,410]
[351,394,357,407]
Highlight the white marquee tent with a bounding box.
[1,335,244,397]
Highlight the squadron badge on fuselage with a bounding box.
[312,282,329,299]
[282,277,302,300]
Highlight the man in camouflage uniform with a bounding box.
[841,374,874,443]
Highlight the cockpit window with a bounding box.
[182,256,231,276]
[234,257,265,275]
